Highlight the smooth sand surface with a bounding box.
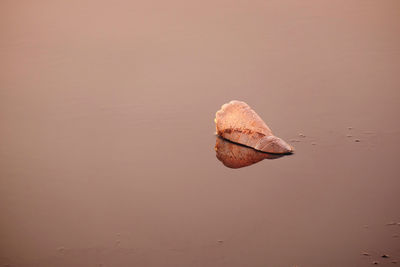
[1,1,400,266]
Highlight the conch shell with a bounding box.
[215,136,283,168]
[215,100,293,154]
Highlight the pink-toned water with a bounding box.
[1,1,399,266]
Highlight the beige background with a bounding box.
[1,0,400,266]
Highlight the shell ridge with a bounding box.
[215,100,293,154]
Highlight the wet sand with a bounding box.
[1,0,400,266]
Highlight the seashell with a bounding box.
[215,136,283,168]
[215,100,293,154]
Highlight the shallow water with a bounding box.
[1,0,400,266]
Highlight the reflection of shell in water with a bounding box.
[215,100,293,154]
[215,136,283,169]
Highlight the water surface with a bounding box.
[1,0,400,266]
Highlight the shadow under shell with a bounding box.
[215,136,288,169]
